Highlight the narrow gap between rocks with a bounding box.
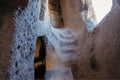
[34,36,46,80]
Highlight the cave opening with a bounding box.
[34,36,46,80]
[91,0,112,24]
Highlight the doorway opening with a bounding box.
[34,36,46,80]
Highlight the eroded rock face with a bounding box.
[48,0,63,28]
[9,0,41,80]
[45,0,120,79]
[0,10,14,80]
[1,0,120,80]
[71,0,120,79]
[0,0,41,80]
[45,0,95,80]
[0,0,28,79]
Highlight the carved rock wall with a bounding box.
[71,1,120,79]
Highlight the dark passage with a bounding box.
[34,36,46,80]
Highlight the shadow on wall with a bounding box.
[0,0,29,28]
[0,12,4,29]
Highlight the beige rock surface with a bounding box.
[71,0,120,79]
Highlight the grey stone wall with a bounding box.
[8,0,41,80]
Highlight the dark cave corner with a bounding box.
[34,36,46,80]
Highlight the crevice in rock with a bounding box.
[34,36,46,80]
[89,54,99,71]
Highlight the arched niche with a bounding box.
[48,0,64,28]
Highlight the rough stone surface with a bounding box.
[49,0,63,28]
[0,0,120,80]
[45,0,95,80]
[0,12,14,80]
[9,0,41,80]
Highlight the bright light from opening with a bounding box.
[92,0,112,24]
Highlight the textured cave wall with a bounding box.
[43,0,120,79]
[71,0,120,79]
[77,0,96,31]
[0,9,14,80]
[0,0,42,80]
[1,0,120,80]
[59,0,96,31]
[85,0,97,31]
[9,0,41,80]
[0,0,49,79]
[0,0,28,79]
[44,0,95,80]
[48,0,63,28]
